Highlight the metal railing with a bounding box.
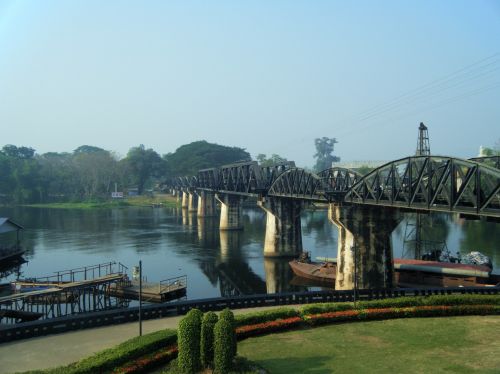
[23,262,128,284]
[159,275,187,294]
[0,286,497,343]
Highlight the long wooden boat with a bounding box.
[289,258,500,287]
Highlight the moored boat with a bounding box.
[289,254,499,288]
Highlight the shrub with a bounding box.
[299,294,500,316]
[300,302,354,316]
[235,307,300,327]
[219,308,237,357]
[111,345,178,374]
[200,311,218,369]
[177,309,202,373]
[72,328,177,374]
[213,319,235,374]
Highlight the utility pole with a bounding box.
[139,260,142,336]
[352,244,357,307]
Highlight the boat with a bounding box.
[289,252,500,288]
[289,259,336,284]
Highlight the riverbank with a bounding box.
[20,194,179,210]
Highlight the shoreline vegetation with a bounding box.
[20,194,180,210]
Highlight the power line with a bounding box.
[357,52,500,119]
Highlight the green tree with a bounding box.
[164,141,250,176]
[313,137,340,172]
[73,145,107,155]
[256,153,288,166]
[1,144,35,159]
[357,165,375,175]
[125,145,165,194]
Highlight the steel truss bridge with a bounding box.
[169,155,500,218]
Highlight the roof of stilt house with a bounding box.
[0,218,24,234]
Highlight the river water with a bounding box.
[0,206,499,301]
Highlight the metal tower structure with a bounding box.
[416,122,430,156]
[403,123,448,260]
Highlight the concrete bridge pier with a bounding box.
[258,197,303,258]
[188,192,198,213]
[216,194,243,230]
[329,204,401,290]
[197,191,216,217]
[181,191,188,209]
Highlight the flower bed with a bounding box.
[236,317,304,339]
[304,304,499,326]
[112,346,178,374]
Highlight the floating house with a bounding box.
[0,218,25,263]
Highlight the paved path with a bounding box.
[0,306,296,373]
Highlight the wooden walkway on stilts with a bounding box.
[108,275,187,303]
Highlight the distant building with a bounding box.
[127,188,139,196]
[333,160,387,169]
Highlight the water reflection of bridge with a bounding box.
[184,210,303,297]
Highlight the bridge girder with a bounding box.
[267,167,361,201]
[469,156,500,170]
[268,168,328,201]
[345,155,500,218]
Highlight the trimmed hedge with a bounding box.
[29,329,178,374]
[177,309,202,373]
[200,311,218,368]
[213,319,235,374]
[234,307,300,327]
[300,294,500,316]
[304,304,500,326]
[219,308,237,357]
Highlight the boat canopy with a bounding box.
[0,218,24,234]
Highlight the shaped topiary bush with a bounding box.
[200,311,219,369]
[219,308,237,357]
[213,318,235,374]
[177,308,203,373]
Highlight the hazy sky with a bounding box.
[0,0,499,167]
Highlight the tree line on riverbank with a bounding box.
[0,141,250,204]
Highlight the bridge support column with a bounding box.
[188,192,198,212]
[216,194,243,230]
[329,204,401,290]
[258,197,303,257]
[181,191,188,209]
[197,191,216,217]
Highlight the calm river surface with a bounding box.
[1,206,499,300]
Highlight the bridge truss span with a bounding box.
[267,168,328,201]
[267,167,363,201]
[344,155,500,218]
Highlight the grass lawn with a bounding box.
[238,316,500,374]
[23,194,179,209]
